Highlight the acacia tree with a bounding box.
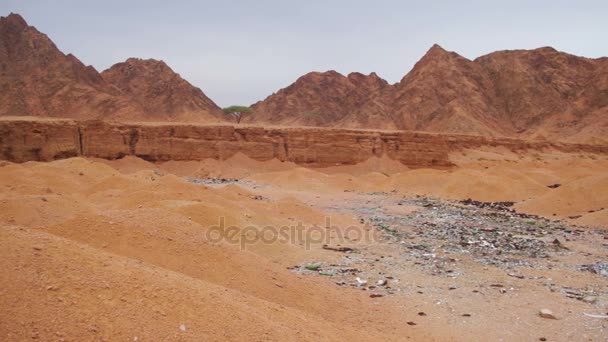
[223,105,253,124]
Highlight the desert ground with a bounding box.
[1,147,607,341]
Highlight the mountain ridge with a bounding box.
[249,44,608,142]
[1,12,607,142]
[0,13,223,123]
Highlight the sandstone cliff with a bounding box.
[1,117,606,168]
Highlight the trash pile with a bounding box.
[366,196,579,270]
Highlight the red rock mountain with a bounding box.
[0,13,223,122]
[101,58,223,122]
[250,45,608,143]
[2,13,607,142]
[247,71,394,128]
[0,13,141,120]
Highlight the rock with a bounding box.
[406,321,417,326]
[582,296,598,304]
[376,279,387,286]
[179,324,187,332]
[369,293,383,298]
[3,117,602,168]
[355,277,367,286]
[539,309,557,319]
[508,272,525,279]
[322,245,354,253]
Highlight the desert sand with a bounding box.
[1,148,607,341]
[2,8,608,342]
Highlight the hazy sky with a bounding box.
[2,0,607,106]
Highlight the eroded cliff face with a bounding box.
[1,118,606,167]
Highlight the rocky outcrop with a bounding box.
[2,118,606,167]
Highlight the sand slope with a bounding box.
[0,158,440,341]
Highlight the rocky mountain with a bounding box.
[0,13,223,122]
[389,44,503,136]
[2,12,606,142]
[248,71,394,128]
[0,13,141,120]
[249,45,608,143]
[101,58,223,122]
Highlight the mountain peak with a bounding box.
[101,57,222,121]
[429,43,446,52]
[1,13,28,30]
[421,43,459,60]
[347,71,381,79]
[293,70,345,85]
[533,46,558,53]
[124,57,168,67]
[308,70,343,78]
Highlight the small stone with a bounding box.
[539,338,547,341]
[508,272,525,279]
[179,324,187,332]
[417,312,427,316]
[406,321,417,326]
[376,279,387,286]
[369,293,383,298]
[582,296,598,304]
[539,309,557,319]
[355,277,367,286]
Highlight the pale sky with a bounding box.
[2,0,607,107]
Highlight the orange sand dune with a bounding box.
[0,157,439,341]
[2,149,606,340]
[96,150,608,228]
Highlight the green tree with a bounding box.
[223,105,253,124]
